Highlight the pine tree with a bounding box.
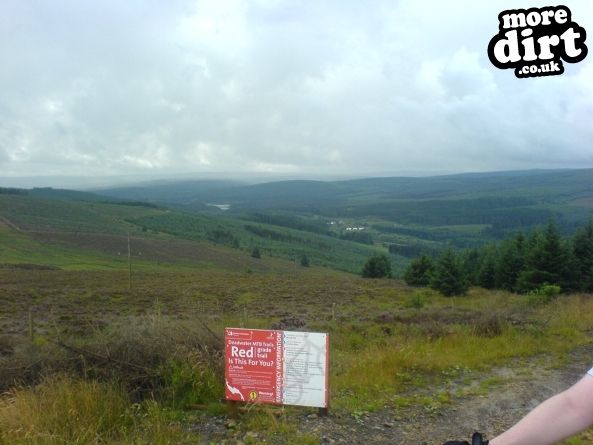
[362,254,392,278]
[300,254,310,267]
[430,250,469,297]
[517,221,570,293]
[496,232,525,291]
[462,249,481,286]
[573,220,593,291]
[478,251,497,289]
[404,254,434,286]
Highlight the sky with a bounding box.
[0,0,592,187]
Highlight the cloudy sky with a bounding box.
[1,0,592,185]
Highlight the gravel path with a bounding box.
[194,342,593,444]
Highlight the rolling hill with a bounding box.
[3,169,593,273]
[95,169,593,257]
[0,192,384,273]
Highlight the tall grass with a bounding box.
[0,375,193,444]
[0,375,131,444]
[331,295,593,410]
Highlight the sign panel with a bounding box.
[224,328,329,408]
[282,331,328,407]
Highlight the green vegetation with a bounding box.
[0,375,194,444]
[406,219,593,295]
[429,250,469,297]
[403,254,434,286]
[99,168,593,254]
[300,254,310,267]
[251,246,261,259]
[0,193,386,273]
[2,171,593,442]
[361,254,392,278]
[0,194,163,234]
[570,221,593,291]
[2,268,593,443]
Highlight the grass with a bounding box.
[0,193,387,273]
[0,375,193,445]
[0,375,132,444]
[0,222,142,270]
[331,294,593,410]
[2,266,593,443]
[0,219,307,273]
[0,194,163,234]
[130,210,385,273]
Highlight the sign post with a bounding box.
[224,328,329,410]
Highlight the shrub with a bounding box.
[0,314,224,401]
[361,254,392,278]
[162,356,223,409]
[526,284,561,306]
[405,291,429,309]
[472,314,504,338]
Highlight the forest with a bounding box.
[404,220,593,296]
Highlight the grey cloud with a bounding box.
[0,0,592,180]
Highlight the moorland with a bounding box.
[1,168,593,444]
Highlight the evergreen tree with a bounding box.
[404,254,434,286]
[362,254,392,278]
[462,248,481,286]
[495,232,525,291]
[251,247,261,259]
[477,251,497,289]
[517,221,570,292]
[430,250,469,297]
[300,254,310,267]
[573,220,593,291]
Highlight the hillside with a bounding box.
[0,193,383,273]
[3,169,593,273]
[97,169,593,210]
[3,266,593,444]
[2,174,593,444]
[96,169,593,257]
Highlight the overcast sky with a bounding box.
[1,0,592,186]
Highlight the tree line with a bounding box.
[402,220,593,296]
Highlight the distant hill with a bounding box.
[3,169,592,274]
[94,179,245,206]
[97,169,593,211]
[0,193,383,273]
[28,187,108,202]
[96,168,593,235]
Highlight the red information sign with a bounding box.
[225,328,283,404]
[225,328,329,408]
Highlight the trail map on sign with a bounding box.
[224,328,329,408]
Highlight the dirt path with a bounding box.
[197,342,593,444]
[308,342,593,444]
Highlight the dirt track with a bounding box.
[196,342,593,444]
[312,343,593,444]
